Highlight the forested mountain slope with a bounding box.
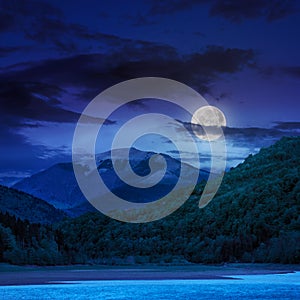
[1,137,299,265]
[56,137,300,264]
[0,185,66,224]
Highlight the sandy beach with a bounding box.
[0,263,299,286]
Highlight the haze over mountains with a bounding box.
[13,148,209,216]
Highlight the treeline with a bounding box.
[0,212,64,265]
[0,137,299,265]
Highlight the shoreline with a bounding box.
[0,263,299,286]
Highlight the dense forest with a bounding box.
[0,212,64,265]
[0,137,299,265]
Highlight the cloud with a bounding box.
[0,76,83,175]
[0,0,75,54]
[110,45,255,93]
[0,79,118,131]
[0,0,162,54]
[205,124,299,142]
[273,121,300,130]
[172,119,300,146]
[24,18,150,53]
[210,0,299,22]
[148,0,298,22]
[224,126,282,138]
[0,38,256,177]
[0,81,81,124]
[0,11,15,32]
[149,0,207,15]
[259,65,300,80]
[281,66,300,78]
[0,46,23,57]
[0,0,63,32]
[221,125,299,152]
[123,13,157,26]
[1,44,255,97]
[0,125,69,175]
[164,121,300,169]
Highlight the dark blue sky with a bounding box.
[0,0,300,183]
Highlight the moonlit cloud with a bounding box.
[0,0,299,183]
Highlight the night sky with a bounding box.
[1,0,300,184]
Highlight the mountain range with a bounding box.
[0,137,299,265]
[13,148,209,216]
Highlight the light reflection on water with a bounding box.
[1,272,299,300]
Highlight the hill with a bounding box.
[55,137,300,264]
[0,185,67,224]
[13,163,87,211]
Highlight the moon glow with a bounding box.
[191,105,226,141]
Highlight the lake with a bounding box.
[1,272,299,299]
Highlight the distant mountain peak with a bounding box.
[13,147,207,216]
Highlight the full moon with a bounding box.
[191,105,226,141]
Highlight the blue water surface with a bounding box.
[1,273,299,300]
